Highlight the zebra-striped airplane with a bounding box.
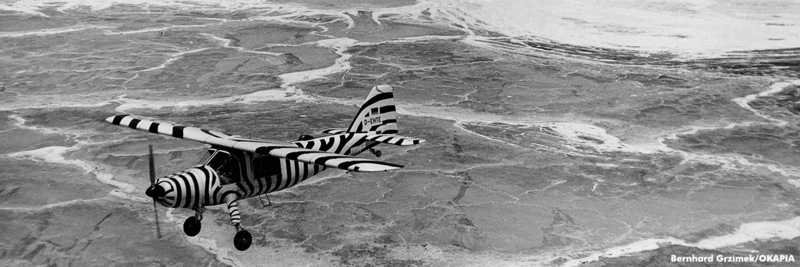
[106,85,424,251]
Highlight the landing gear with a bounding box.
[224,196,250,251]
[183,216,201,236]
[369,148,382,157]
[233,224,252,251]
[183,208,204,237]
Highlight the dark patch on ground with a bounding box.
[666,125,800,166]
[0,158,109,207]
[679,223,738,243]
[750,85,800,116]
[225,24,328,47]
[0,202,226,266]
[332,243,425,267]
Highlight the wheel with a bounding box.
[183,216,201,237]
[233,230,252,251]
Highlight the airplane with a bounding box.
[105,85,424,251]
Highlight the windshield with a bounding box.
[198,149,215,165]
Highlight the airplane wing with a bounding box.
[322,128,424,146]
[107,114,234,142]
[106,115,403,172]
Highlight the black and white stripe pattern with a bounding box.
[107,115,231,141]
[364,134,423,146]
[106,84,427,232]
[224,194,241,226]
[252,143,403,172]
[346,85,399,134]
[153,164,244,225]
[321,130,423,146]
[155,165,222,209]
[321,128,347,134]
[269,158,323,193]
[107,114,404,172]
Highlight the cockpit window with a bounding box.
[207,150,241,185]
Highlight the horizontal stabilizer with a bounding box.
[321,128,347,135]
[365,134,425,146]
[255,146,403,172]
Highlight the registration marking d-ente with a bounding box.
[363,116,381,125]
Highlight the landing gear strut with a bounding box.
[233,224,252,251]
[183,208,204,237]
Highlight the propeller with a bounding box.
[146,144,162,239]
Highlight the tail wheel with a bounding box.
[234,230,252,251]
[369,148,382,157]
[183,216,201,237]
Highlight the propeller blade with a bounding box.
[148,144,162,239]
[153,198,162,239]
[148,145,155,185]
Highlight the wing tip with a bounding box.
[106,114,128,125]
[350,162,404,172]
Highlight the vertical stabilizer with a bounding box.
[346,85,398,134]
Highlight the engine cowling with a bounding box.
[147,165,221,208]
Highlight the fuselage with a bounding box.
[153,133,372,209]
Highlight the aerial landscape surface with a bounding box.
[1,0,800,266]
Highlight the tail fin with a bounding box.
[346,85,398,134]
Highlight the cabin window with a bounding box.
[207,150,242,185]
[252,156,281,179]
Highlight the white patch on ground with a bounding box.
[114,38,363,112]
[732,79,800,127]
[0,25,113,37]
[429,0,800,57]
[563,216,800,266]
[0,0,289,15]
[542,122,668,154]
[8,144,136,193]
[137,48,211,73]
[201,33,282,56]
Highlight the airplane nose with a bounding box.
[145,183,166,198]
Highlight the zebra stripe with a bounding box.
[109,115,409,173]
[293,160,302,186]
[255,172,265,195]
[278,159,289,191]
[192,171,203,208]
[266,174,276,194]
[347,92,394,133]
[321,128,346,134]
[106,115,233,144]
[225,194,241,226]
[151,166,226,209]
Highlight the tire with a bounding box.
[233,230,252,251]
[183,216,201,237]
